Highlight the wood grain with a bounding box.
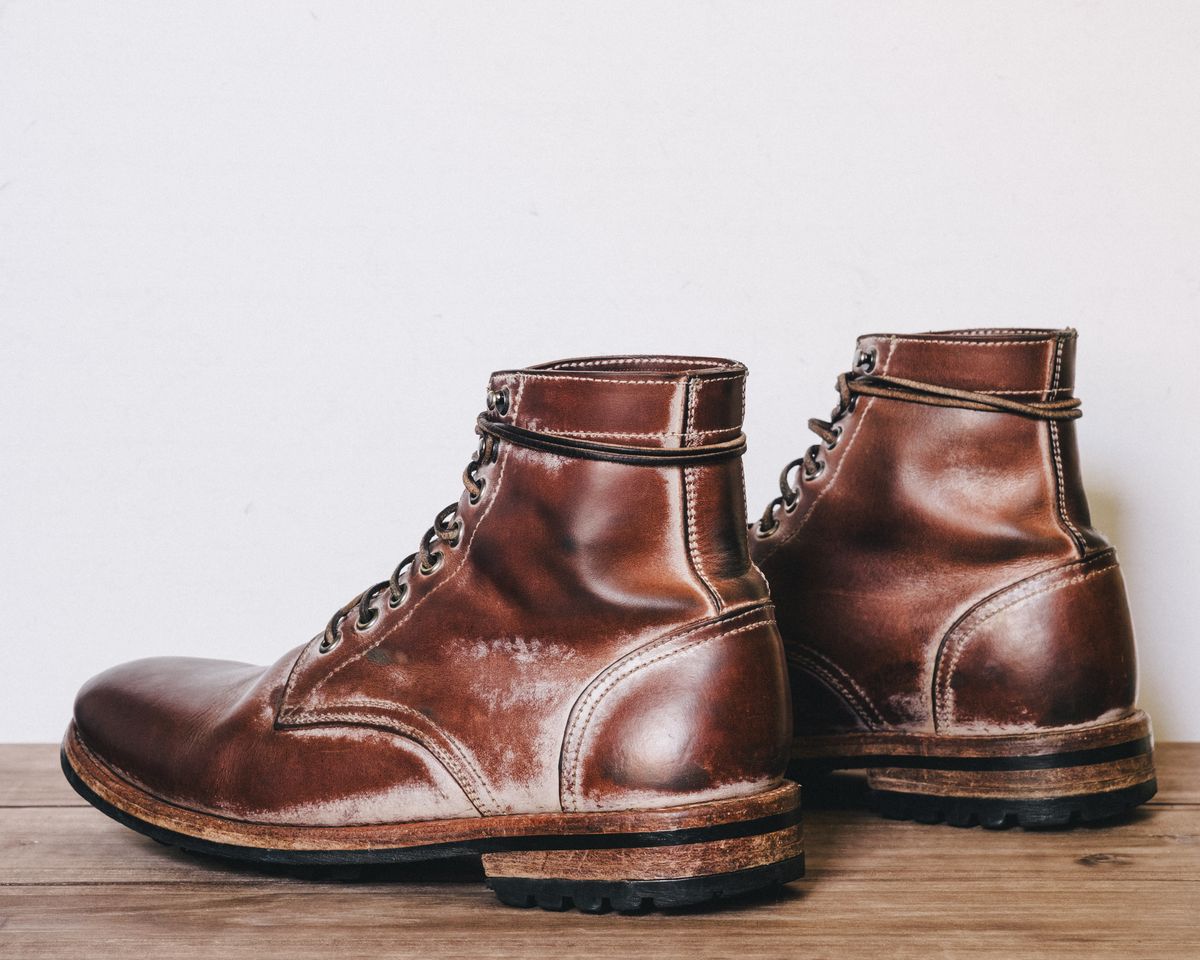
[0,744,79,807]
[2,744,1197,959]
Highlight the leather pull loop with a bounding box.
[477,416,747,466]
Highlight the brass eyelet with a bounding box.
[356,608,380,632]
[446,519,464,548]
[469,477,486,505]
[318,634,339,654]
[856,348,877,373]
[388,586,407,609]
[419,551,444,576]
[826,426,843,451]
[486,386,510,416]
[804,459,826,481]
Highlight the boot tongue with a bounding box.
[857,329,1077,398]
[484,356,746,450]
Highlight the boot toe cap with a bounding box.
[72,656,263,798]
[69,652,482,825]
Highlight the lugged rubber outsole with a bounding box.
[872,779,1157,829]
[488,855,806,913]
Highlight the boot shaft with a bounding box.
[278,355,788,814]
[482,356,767,616]
[850,328,1103,558]
[753,329,1137,735]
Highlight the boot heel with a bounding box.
[865,714,1156,828]
[481,784,804,912]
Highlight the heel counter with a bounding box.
[933,549,1138,733]
[560,604,790,812]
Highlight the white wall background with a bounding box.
[2,2,1198,742]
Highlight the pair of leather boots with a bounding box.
[63,328,1155,913]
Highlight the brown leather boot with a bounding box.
[62,356,802,911]
[750,329,1155,828]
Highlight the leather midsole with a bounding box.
[866,754,1155,800]
[63,722,800,854]
[791,709,1152,769]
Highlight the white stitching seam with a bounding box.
[934,553,1117,728]
[876,338,1059,347]
[528,426,741,440]
[554,357,722,369]
[1046,335,1085,551]
[946,329,1074,337]
[787,644,885,728]
[684,377,721,613]
[988,388,1070,396]
[514,373,678,386]
[561,610,775,810]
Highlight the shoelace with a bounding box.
[756,354,1081,536]
[318,387,509,653]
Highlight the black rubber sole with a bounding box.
[872,779,1158,829]
[62,749,804,912]
[488,855,806,913]
[791,761,1157,829]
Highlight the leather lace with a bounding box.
[318,389,507,653]
[756,363,1081,536]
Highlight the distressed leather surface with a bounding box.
[72,356,789,825]
[751,329,1141,737]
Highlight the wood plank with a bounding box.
[0,744,80,807]
[1153,742,1200,803]
[3,802,1197,886]
[1,880,1196,960]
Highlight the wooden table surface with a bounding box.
[1,743,1196,959]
